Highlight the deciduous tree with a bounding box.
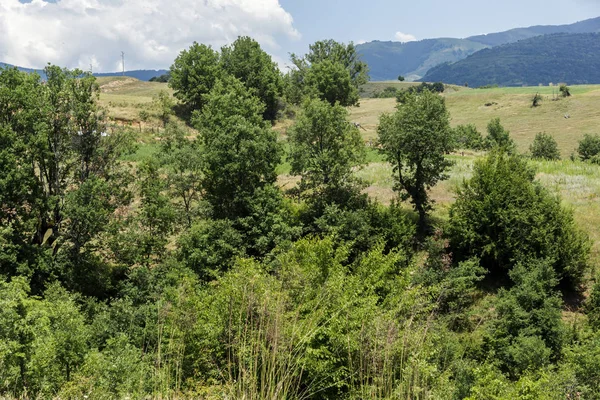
[377,89,454,234]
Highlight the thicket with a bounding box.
[0,37,599,399]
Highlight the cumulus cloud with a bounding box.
[394,31,417,43]
[0,0,300,72]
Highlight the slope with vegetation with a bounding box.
[356,16,600,81]
[423,33,600,87]
[3,35,600,400]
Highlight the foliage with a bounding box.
[378,89,454,234]
[0,66,133,296]
[484,259,564,378]
[577,133,600,162]
[149,72,171,83]
[304,59,360,106]
[157,123,203,227]
[485,117,516,152]
[559,84,571,97]
[396,82,445,103]
[398,75,405,81]
[448,151,590,289]
[169,42,222,115]
[289,39,368,106]
[193,76,282,220]
[532,92,543,107]
[372,86,400,98]
[530,132,560,160]
[454,124,486,150]
[152,89,174,126]
[288,98,366,209]
[221,36,283,121]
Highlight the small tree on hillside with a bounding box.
[532,93,543,107]
[577,134,600,162]
[398,75,405,82]
[289,39,369,106]
[530,132,560,160]
[484,117,516,153]
[377,89,454,235]
[559,85,571,97]
[288,98,366,209]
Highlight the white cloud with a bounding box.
[394,31,417,43]
[0,0,300,72]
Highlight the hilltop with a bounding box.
[357,16,600,81]
[422,33,600,87]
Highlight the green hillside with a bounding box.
[357,17,600,81]
[422,33,600,87]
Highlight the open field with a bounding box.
[97,76,173,122]
[351,84,600,156]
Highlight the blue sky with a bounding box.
[280,0,600,56]
[4,0,600,72]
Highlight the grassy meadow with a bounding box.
[101,77,600,267]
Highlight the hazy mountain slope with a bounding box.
[421,33,600,87]
[467,16,600,46]
[357,39,488,81]
[357,17,600,81]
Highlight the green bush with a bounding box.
[530,132,561,160]
[577,134,600,161]
[448,151,590,289]
[454,124,485,150]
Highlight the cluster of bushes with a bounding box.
[396,81,445,102]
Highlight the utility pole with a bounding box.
[121,51,125,76]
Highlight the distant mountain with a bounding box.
[0,62,168,81]
[356,39,488,81]
[421,33,600,87]
[467,17,600,46]
[357,17,600,81]
[94,70,169,81]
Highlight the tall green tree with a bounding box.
[193,76,282,220]
[289,39,369,106]
[221,36,283,121]
[377,89,454,234]
[0,66,132,295]
[296,39,369,89]
[304,60,359,106]
[288,98,366,207]
[169,42,222,115]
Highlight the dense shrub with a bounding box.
[448,151,589,289]
[530,132,561,160]
[454,124,486,150]
[577,133,600,162]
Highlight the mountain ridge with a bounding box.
[356,16,600,81]
[421,32,600,87]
